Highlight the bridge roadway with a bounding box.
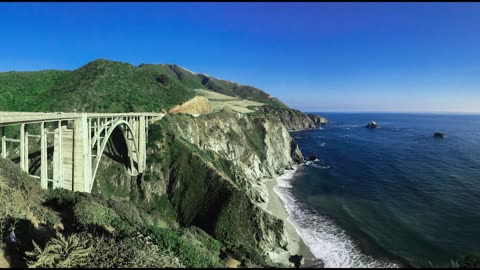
[0,112,165,193]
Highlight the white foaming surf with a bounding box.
[305,159,330,169]
[273,167,399,268]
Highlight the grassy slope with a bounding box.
[198,74,289,108]
[140,64,289,108]
[0,158,226,268]
[0,70,70,111]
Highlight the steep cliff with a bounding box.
[308,114,328,125]
[256,105,327,131]
[144,108,304,262]
[92,108,304,266]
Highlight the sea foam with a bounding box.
[273,167,399,268]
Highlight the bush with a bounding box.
[107,199,143,228]
[88,233,184,268]
[25,232,92,268]
[73,198,119,232]
[0,159,60,227]
[44,188,78,208]
[149,227,223,268]
[454,253,480,268]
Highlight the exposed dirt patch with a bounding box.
[226,258,241,268]
[169,96,213,115]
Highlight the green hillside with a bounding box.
[139,64,206,90]
[139,64,288,108]
[37,60,196,113]
[0,59,288,113]
[0,70,70,111]
[195,73,288,108]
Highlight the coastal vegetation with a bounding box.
[0,59,313,268]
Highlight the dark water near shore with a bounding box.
[283,113,480,267]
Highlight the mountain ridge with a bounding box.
[0,59,288,112]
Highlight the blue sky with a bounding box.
[1,2,479,113]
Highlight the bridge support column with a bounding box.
[53,121,64,189]
[73,114,91,192]
[40,122,48,189]
[20,124,28,172]
[127,118,139,176]
[1,127,6,159]
[138,116,146,173]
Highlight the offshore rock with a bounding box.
[366,121,378,128]
[289,254,304,268]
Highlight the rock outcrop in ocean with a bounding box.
[366,121,378,128]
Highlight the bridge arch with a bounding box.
[90,119,140,192]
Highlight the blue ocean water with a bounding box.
[280,113,480,268]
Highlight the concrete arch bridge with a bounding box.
[0,112,164,193]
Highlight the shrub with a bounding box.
[149,226,223,268]
[73,198,119,231]
[25,232,92,268]
[87,233,185,268]
[0,160,60,227]
[454,253,480,268]
[44,188,78,208]
[107,199,143,228]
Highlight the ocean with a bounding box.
[275,113,480,268]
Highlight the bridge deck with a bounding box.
[0,112,165,126]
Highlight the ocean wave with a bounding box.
[305,159,331,169]
[273,171,400,268]
[312,164,331,169]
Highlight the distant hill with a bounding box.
[138,64,289,108]
[0,59,288,113]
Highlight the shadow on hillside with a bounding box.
[3,217,57,268]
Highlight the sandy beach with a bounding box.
[263,174,322,268]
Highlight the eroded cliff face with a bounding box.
[256,105,327,131]
[308,114,328,125]
[92,108,305,266]
[168,96,213,115]
[141,108,303,265]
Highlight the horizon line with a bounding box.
[302,111,480,115]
